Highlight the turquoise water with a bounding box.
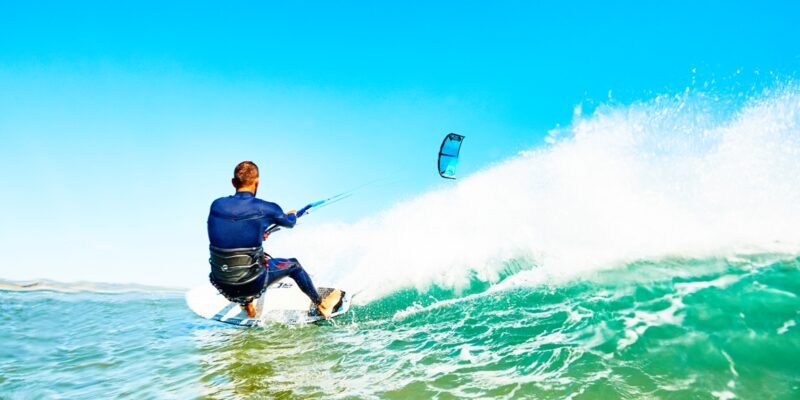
[2,253,798,399]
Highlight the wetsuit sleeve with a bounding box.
[269,204,297,228]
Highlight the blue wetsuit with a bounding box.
[207,191,321,304]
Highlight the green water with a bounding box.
[2,254,799,399]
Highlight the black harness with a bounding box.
[208,246,271,304]
[208,245,266,284]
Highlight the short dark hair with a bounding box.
[233,161,259,188]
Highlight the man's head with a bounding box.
[232,161,259,193]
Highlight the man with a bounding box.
[207,161,341,319]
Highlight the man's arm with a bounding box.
[268,204,297,229]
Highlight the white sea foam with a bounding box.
[777,319,796,335]
[270,84,800,303]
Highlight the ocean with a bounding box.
[2,85,799,399]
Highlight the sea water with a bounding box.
[2,83,800,399]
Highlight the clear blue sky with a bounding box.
[1,1,798,286]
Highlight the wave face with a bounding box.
[2,254,798,399]
[271,84,800,303]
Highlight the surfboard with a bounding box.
[186,280,350,326]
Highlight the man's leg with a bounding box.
[210,271,266,318]
[243,301,257,318]
[267,258,322,304]
[267,258,341,319]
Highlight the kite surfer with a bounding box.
[206,161,342,319]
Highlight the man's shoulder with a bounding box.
[208,194,281,213]
[210,195,232,207]
[255,198,282,212]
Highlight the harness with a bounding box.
[208,246,265,284]
[208,246,276,305]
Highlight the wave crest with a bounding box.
[271,84,800,303]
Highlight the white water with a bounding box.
[270,84,800,303]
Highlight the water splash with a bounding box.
[271,84,800,303]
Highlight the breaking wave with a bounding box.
[270,82,800,303]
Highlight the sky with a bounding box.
[1,1,799,287]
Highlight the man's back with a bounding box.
[207,191,296,249]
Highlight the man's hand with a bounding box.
[287,209,297,216]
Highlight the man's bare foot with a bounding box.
[242,302,257,318]
[316,289,342,320]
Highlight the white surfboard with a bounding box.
[186,280,351,326]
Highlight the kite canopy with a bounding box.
[438,133,465,179]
